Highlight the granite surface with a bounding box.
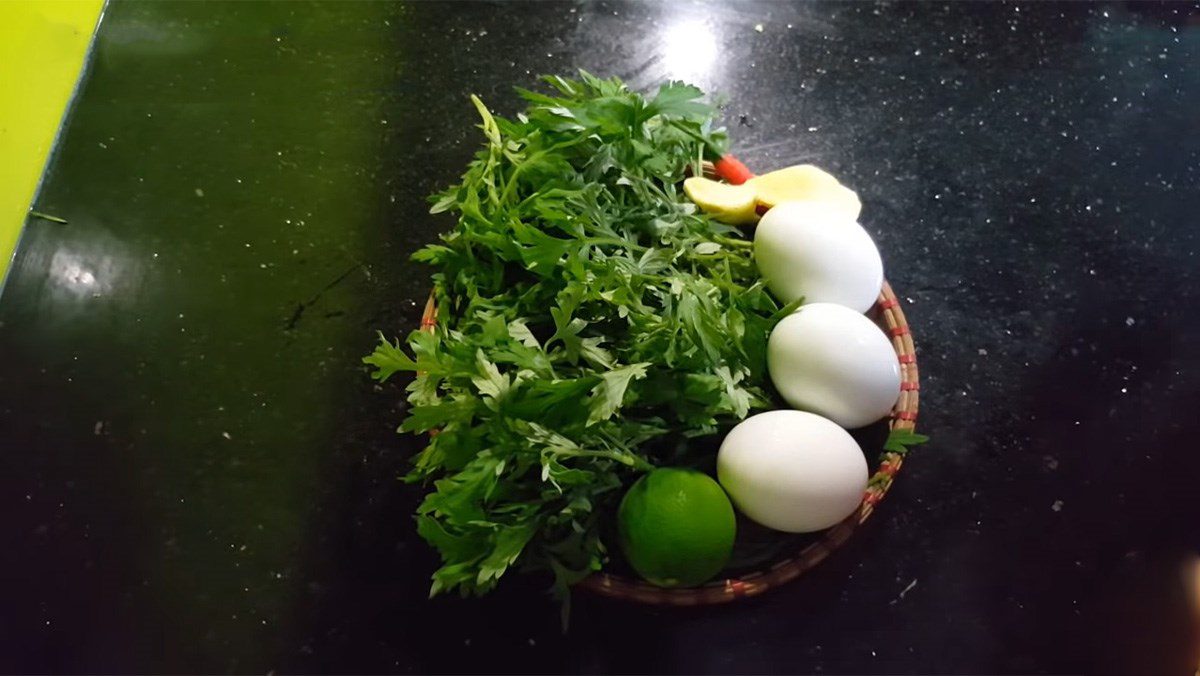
[2,1,1199,673]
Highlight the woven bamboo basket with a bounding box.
[417,162,921,606]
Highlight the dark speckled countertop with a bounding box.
[2,1,1199,673]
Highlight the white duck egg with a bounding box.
[767,302,901,429]
[717,410,868,533]
[754,201,884,313]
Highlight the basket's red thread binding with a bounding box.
[898,354,916,364]
[878,298,900,310]
[724,579,749,598]
[896,411,918,422]
[889,326,911,338]
[900,382,920,391]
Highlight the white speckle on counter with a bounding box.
[194,188,204,197]
[222,432,232,440]
[978,348,988,356]
[1125,316,1135,326]
[1051,500,1064,512]
[754,23,764,32]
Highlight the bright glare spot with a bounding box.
[65,265,96,286]
[661,20,717,82]
[50,252,98,289]
[49,249,120,297]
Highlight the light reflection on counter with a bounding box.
[29,226,143,313]
[659,19,719,85]
[49,249,104,295]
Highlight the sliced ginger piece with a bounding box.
[819,183,863,221]
[683,176,759,225]
[747,164,862,221]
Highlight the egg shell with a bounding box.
[768,303,901,429]
[753,201,884,313]
[717,410,868,533]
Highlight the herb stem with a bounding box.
[713,235,753,249]
[587,236,647,251]
[29,211,68,224]
[553,447,654,471]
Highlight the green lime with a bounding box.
[617,468,737,587]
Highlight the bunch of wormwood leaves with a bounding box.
[364,73,798,605]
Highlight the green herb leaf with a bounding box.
[587,362,650,425]
[883,428,930,455]
[648,81,710,118]
[362,333,417,381]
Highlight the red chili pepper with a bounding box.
[713,155,755,185]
